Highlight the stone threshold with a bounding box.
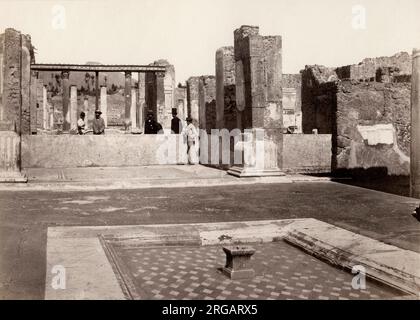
[45,219,419,300]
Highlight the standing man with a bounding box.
[183,116,199,164]
[144,112,158,134]
[77,112,87,135]
[92,110,105,135]
[171,109,182,134]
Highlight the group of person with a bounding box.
[77,110,105,135]
[76,109,199,164]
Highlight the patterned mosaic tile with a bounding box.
[108,242,406,300]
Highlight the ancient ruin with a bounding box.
[0,25,418,184]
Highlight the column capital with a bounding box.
[125,71,132,78]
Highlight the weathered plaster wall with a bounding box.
[283,134,332,173]
[301,52,412,175]
[22,134,188,168]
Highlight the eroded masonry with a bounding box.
[1,25,420,188]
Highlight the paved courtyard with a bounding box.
[110,243,403,300]
[1,175,420,299]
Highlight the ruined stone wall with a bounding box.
[216,46,236,131]
[301,53,412,175]
[2,28,22,132]
[198,76,216,133]
[334,80,410,175]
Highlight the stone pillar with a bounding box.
[187,77,200,127]
[151,60,175,129]
[30,71,38,134]
[62,70,70,131]
[198,76,216,134]
[131,87,137,129]
[42,85,48,129]
[156,71,165,127]
[95,71,99,111]
[411,48,420,198]
[124,71,132,126]
[20,34,31,135]
[83,97,89,129]
[100,86,107,127]
[70,85,77,131]
[228,25,284,178]
[0,29,28,182]
[138,73,145,131]
[216,46,236,131]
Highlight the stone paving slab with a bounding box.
[45,219,420,300]
[0,165,344,192]
[283,219,420,297]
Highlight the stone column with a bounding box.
[216,46,236,131]
[156,71,165,127]
[138,72,145,131]
[411,48,420,198]
[131,87,137,129]
[20,34,31,135]
[187,77,200,127]
[70,85,77,131]
[62,71,70,131]
[83,97,89,129]
[228,25,284,178]
[42,85,48,129]
[100,86,107,127]
[124,71,132,126]
[30,71,38,134]
[199,76,216,134]
[95,71,99,111]
[0,28,27,182]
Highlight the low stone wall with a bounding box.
[200,132,332,173]
[283,134,332,173]
[22,134,187,168]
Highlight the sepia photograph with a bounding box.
[0,0,419,309]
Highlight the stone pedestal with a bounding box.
[0,131,27,182]
[411,49,420,198]
[222,246,255,280]
[228,128,285,177]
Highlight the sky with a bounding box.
[1,0,420,84]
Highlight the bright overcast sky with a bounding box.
[1,0,420,84]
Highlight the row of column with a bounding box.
[52,70,149,132]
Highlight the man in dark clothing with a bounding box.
[171,110,182,134]
[144,112,158,134]
[92,110,105,135]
